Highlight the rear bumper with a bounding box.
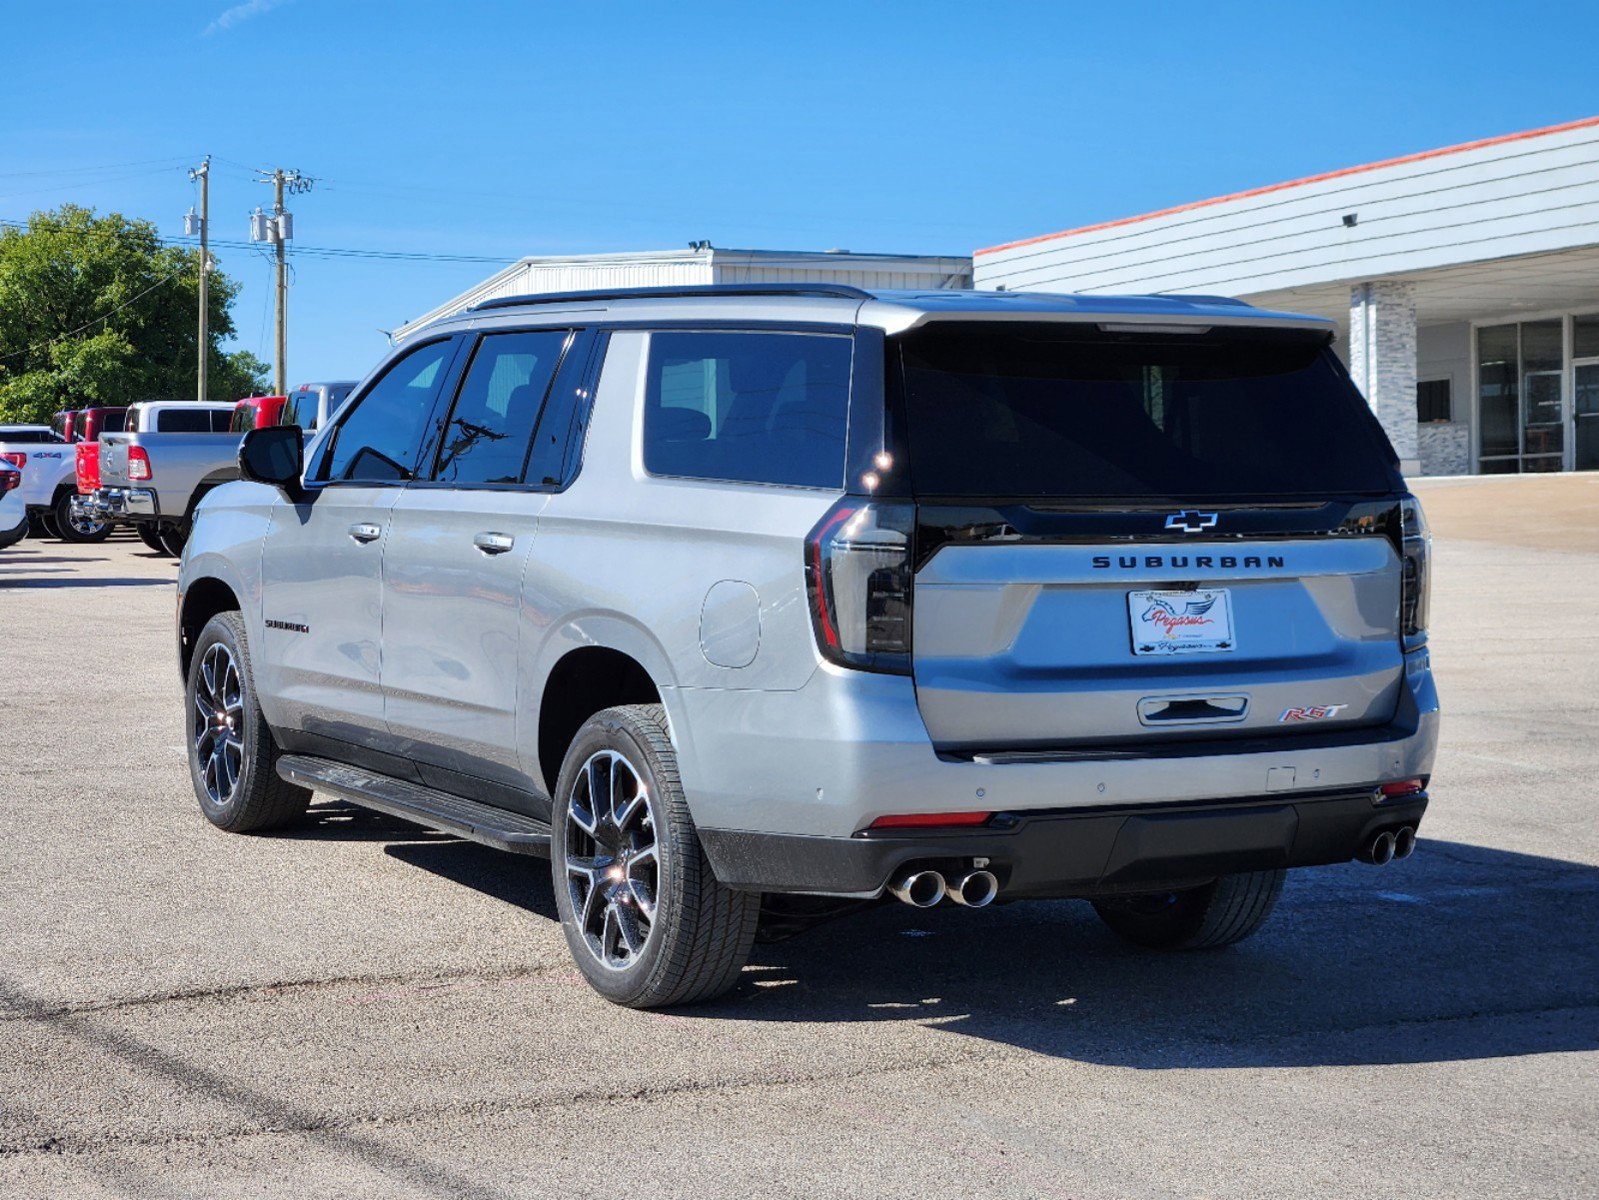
[86,487,157,521]
[700,789,1429,898]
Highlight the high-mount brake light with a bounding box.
[1,451,25,469]
[127,445,153,482]
[1398,495,1430,652]
[1379,778,1426,798]
[805,499,915,674]
[868,811,992,830]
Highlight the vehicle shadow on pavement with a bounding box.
[713,838,1599,1069]
[0,576,172,589]
[383,840,561,920]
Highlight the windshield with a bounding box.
[892,323,1398,501]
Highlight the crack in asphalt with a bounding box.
[0,963,564,1023]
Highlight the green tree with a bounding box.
[0,205,268,424]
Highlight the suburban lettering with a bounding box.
[1092,556,1111,568]
[1196,556,1213,568]
[1269,555,1285,568]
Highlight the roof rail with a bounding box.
[470,282,874,313]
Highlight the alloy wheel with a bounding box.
[564,749,660,971]
[193,643,245,806]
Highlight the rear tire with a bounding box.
[136,524,171,555]
[551,704,759,1008]
[1091,869,1286,950]
[38,513,60,539]
[185,610,310,833]
[52,490,111,543]
[158,522,188,556]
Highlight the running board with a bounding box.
[276,755,552,856]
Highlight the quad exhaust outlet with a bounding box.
[1358,825,1417,866]
[888,869,946,908]
[888,867,1000,909]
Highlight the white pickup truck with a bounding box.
[0,424,100,542]
[88,402,239,554]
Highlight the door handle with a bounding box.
[473,532,515,555]
[348,522,382,544]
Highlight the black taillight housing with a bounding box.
[1399,495,1430,652]
[805,499,915,674]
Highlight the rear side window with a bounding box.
[283,389,316,429]
[431,330,569,485]
[157,408,215,432]
[894,324,1397,500]
[322,340,456,483]
[230,407,254,434]
[0,429,61,444]
[643,331,851,488]
[99,410,127,434]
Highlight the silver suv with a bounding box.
[176,285,1439,1007]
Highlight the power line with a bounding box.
[1,217,518,265]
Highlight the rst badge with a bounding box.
[1279,704,1349,723]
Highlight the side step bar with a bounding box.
[276,755,552,856]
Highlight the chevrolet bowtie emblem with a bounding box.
[1164,510,1219,533]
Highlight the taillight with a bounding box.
[127,446,153,481]
[1399,495,1430,651]
[1,451,25,469]
[0,469,19,493]
[805,499,915,674]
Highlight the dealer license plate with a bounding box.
[1128,588,1235,656]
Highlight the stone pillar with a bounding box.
[1349,281,1419,474]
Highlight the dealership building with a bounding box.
[394,245,973,341]
[975,116,1599,476]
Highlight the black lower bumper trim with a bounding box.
[700,790,1428,898]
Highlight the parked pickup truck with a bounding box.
[229,395,288,434]
[0,423,110,542]
[87,401,239,554]
[279,380,358,433]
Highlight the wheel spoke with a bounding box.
[200,654,218,707]
[613,903,644,956]
[613,784,648,835]
[625,878,656,922]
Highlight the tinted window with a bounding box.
[283,389,317,429]
[644,332,851,488]
[99,410,127,433]
[0,429,62,444]
[157,408,217,432]
[431,331,569,485]
[894,325,1396,500]
[323,340,456,482]
[230,407,254,434]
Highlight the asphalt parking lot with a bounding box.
[1,477,1596,1199]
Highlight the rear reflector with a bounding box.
[0,469,19,493]
[868,811,992,830]
[1379,778,1426,798]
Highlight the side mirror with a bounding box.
[239,425,305,498]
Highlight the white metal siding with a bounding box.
[976,119,1599,297]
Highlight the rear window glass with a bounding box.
[156,409,215,432]
[643,331,851,489]
[0,429,62,444]
[230,407,254,434]
[893,324,1397,500]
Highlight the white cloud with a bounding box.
[203,0,292,37]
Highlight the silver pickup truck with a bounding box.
[90,403,240,554]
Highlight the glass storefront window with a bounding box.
[1477,324,1519,467]
[1521,319,1564,469]
[1575,314,1599,360]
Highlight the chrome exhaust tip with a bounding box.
[1393,826,1417,861]
[946,869,999,908]
[1369,831,1396,866]
[888,869,946,908]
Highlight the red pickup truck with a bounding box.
[229,395,288,433]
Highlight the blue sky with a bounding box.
[3,0,1597,383]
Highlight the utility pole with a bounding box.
[184,156,211,402]
[250,168,312,396]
